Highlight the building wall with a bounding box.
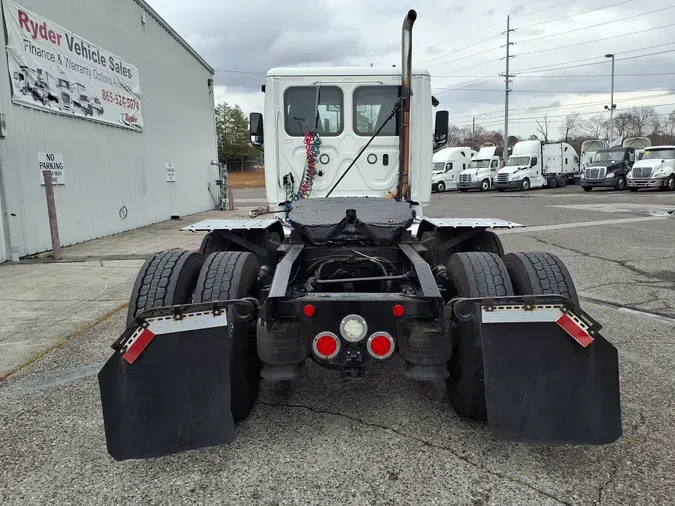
[0,0,219,261]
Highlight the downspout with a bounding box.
[397,9,416,202]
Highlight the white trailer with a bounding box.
[580,140,606,170]
[623,136,651,160]
[495,140,577,191]
[431,147,476,192]
[457,145,502,192]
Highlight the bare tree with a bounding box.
[661,110,675,140]
[583,115,609,139]
[613,112,634,139]
[536,114,550,143]
[628,106,657,136]
[558,112,580,142]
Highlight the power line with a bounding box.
[448,92,674,122]
[419,34,502,66]
[425,44,501,69]
[510,0,582,19]
[517,5,675,45]
[518,49,675,75]
[515,0,635,30]
[432,73,675,78]
[516,25,675,58]
[214,68,266,75]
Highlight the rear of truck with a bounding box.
[97,9,622,462]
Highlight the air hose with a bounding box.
[285,129,321,210]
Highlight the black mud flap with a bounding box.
[98,299,257,461]
[454,296,622,445]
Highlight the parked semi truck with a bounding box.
[627,145,675,191]
[431,147,476,192]
[495,140,578,191]
[581,146,635,191]
[97,9,621,461]
[457,145,502,192]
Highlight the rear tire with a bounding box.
[193,252,261,421]
[126,250,204,327]
[445,252,514,421]
[558,176,568,188]
[199,231,230,256]
[548,177,558,189]
[461,230,504,256]
[503,252,579,304]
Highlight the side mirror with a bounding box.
[250,112,264,150]
[433,110,449,149]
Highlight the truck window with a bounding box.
[491,159,498,168]
[531,156,538,166]
[284,86,343,137]
[628,152,634,162]
[446,163,452,171]
[574,156,579,164]
[353,86,400,136]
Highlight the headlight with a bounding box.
[472,176,479,182]
[580,173,585,179]
[605,172,616,179]
[627,172,633,179]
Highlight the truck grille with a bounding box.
[459,173,472,184]
[584,167,606,180]
[631,167,652,179]
[497,173,509,183]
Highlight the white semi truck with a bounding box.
[456,145,503,192]
[431,147,476,192]
[627,145,675,191]
[495,140,578,191]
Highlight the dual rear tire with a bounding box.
[445,250,578,421]
[127,249,261,421]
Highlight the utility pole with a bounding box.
[605,53,616,142]
[472,116,475,149]
[500,16,515,155]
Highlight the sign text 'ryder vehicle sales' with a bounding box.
[2,0,144,131]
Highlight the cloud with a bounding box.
[147,0,675,137]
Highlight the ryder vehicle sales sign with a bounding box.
[2,0,143,131]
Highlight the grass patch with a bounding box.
[227,170,265,189]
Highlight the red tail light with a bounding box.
[392,304,405,317]
[303,304,315,317]
[367,332,395,359]
[313,332,340,359]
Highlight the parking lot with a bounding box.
[1,185,674,506]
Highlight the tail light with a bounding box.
[367,332,395,360]
[313,332,340,360]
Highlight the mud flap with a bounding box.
[98,300,257,461]
[454,297,622,445]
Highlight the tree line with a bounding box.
[446,106,675,154]
[215,102,260,170]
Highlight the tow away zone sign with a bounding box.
[38,151,65,184]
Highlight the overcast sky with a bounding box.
[147,0,675,138]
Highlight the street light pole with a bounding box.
[605,53,615,142]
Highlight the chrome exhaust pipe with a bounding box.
[398,9,416,201]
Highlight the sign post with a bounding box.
[42,169,62,259]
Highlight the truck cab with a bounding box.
[627,145,675,191]
[56,78,72,112]
[495,140,545,191]
[431,147,475,192]
[249,67,448,214]
[581,146,634,191]
[457,145,501,192]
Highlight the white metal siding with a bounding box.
[0,0,219,260]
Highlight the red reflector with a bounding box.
[370,335,392,356]
[392,304,405,317]
[303,304,315,317]
[316,335,337,356]
[557,313,594,348]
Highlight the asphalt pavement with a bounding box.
[1,184,674,506]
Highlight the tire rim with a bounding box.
[438,183,444,192]
[482,181,489,191]
[619,178,625,189]
[523,180,529,190]
[669,177,675,190]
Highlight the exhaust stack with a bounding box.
[397,9,416,201]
